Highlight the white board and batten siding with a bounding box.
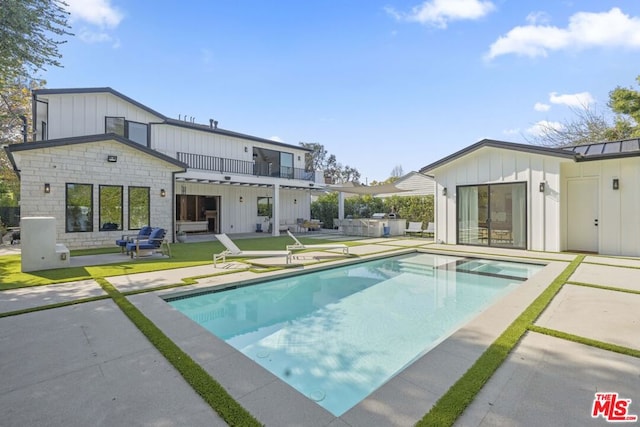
[433,146,567,252]
[152,124,310,171]
[37,92,163,141]
[562,157,640,257]
[177,181,311,234]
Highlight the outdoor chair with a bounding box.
[404,221,424,237]
[213,233,290,267]
[424,222,435,237]
[116,226,152,253]
[126,227,170,259]
[286,230,349,254]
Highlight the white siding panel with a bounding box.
[502,151,516,181]
[431,149,565,251]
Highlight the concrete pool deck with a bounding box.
[1,239,639,426]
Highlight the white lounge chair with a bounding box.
[404,221,424,237]
[213,233,291,267]
[424,222,435,237]
[286,230,349,254]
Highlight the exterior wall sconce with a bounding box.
[239,196,243,203]
[613,178,619,190]
[244,147,248,153]
[539,182,545,193]
[160,189,166,197]
[294,199,297,204]
[224,176,231,180]
[107,155,117,162]
[44,183,51,193]
[442,187,447,196]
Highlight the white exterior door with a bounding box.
[567,178,599,252]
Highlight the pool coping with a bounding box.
[129,248,568,426]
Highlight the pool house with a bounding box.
[421,138,640,257]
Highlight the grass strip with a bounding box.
[566,281,640,295]
[527,325,640,358]
[97,278,261,427]
[416,255,584,427]
[0,295,110,318]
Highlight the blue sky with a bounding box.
[43,0,640,183]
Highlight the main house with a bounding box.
[421,138,640,257]
[5,87,325,249]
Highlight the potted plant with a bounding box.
[176,227,187,243]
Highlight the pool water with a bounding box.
[167,252,543,416]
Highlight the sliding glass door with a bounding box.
[457,182,527,249]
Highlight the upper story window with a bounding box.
[105,116,148,146]
[253,147,294,179]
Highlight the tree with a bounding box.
[299,142,327,171]
[526,105,636,147]
[0,78,46,207]
[299,142,362,184]
[390,165,404,178]
[528,75,640,147]
[0,0,72,84]
[609,75,640,135]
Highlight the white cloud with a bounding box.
[502,128,520,135]
[386,0,495,28]
[534,102,551,112]
[527,120,564,136]
[525,11,551,25]
[549,91,594,108]
[486,7,640,60]
[66,0,123,28]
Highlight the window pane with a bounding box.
[457,185,488,246]
[99,185,122,231]
[280,152,294,179]
[106,117,125,136]
[127,121,148,145]
[66,183,93,232]
[129,186,150,229]
[257,197,272,217]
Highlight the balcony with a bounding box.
[176,152,315,181]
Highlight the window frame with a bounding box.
[128,186,150,230]
[99,185,123,231]
[65,183,94,233]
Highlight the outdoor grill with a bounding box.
[371,213,387,219]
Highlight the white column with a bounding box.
[272,183,280,236]
[338,192,345,219]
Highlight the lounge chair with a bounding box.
[424,222,435,237]
[286,230,349,254]
[213,233,290,267]
[115,226,153,253]
[126,227,170,258]
[404,221,424,237]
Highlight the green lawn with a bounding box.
[0,236,355,290]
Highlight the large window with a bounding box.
[99,185,123,231]
[66,183,93,232]
[105,117,148,146]
[128,186,150,230]
[253,147,294,179]
[457,182,526,249]
[257,197,273,217]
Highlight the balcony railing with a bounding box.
[177,152,315,181]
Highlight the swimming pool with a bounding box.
[167,252,543,416]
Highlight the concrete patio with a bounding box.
[0,238,638,426]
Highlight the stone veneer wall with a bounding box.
[13,139,179,249]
